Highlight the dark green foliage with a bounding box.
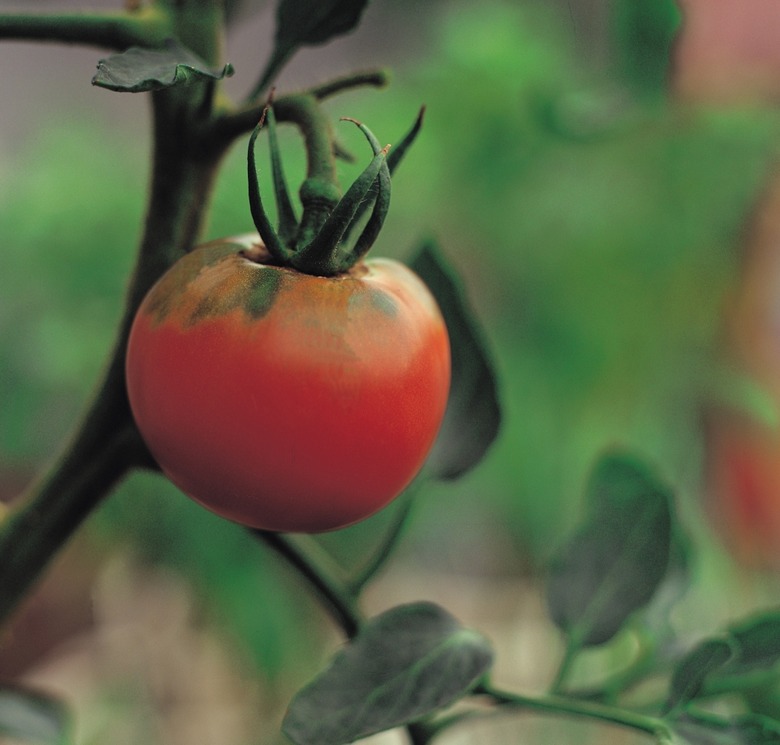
[665,638,735,713]
[665,611,780,713]
[411,240,501,481]
[546,451,674,646]
[611,0,681,94]
[282,602,493,745]
[92,39,233,93]
[275,0,370,52]
[672,712,780,745]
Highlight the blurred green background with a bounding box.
[3,0,780,742]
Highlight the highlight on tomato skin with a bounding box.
[125,234,451,533]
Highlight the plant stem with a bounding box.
[0,425,139,628]
[478,683,674,744]
[255,532,364,638]
[309,69,391,100]
[0,8,170,49]
[249,46,295,102]
[550,636,581,694]
[207,69,390,149]
[272,94,341,248]
[348,492,415,595]
[0,77,227,634]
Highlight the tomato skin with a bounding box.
[126,234,450,533]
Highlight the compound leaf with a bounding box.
[282,602,494,745]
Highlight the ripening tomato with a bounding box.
[703,407,780,569]
[125,234,450,533]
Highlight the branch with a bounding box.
[205,69,391,148]
[0,7,170,50]
[476,683,674,744]
[0,423,141,627]
[254,531,364,638]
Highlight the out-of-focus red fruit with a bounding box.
[703,407,780,569]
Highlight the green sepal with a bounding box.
[387,106,425,175]
[291,146,388,275]
[337,119,391,271]
[247,111,293,264]
[266,105,299,248]
[340,107,424,251]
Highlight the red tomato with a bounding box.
[125,234,450,533]
[703,408,780,569]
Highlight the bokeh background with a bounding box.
[3,0,780,743]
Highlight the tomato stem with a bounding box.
[272,94,341,250]
[254,531,363,638]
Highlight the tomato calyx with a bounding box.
[247,94,424,278]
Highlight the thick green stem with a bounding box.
[0,8,170,49]
[206,69,390,149]
[272,94,340,248]
[550,631,584,694]
[0,81,226,633]
[0,426,140,628]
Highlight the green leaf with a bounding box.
[0,686,70,745]
[410,240,501,480]
[276,0,370,50]
[611,0,680,94]
[641,519,693,635]
[665,638,735,714]
[92,40,233,93]
[254,0,370,94]
[672,712,780,745]
[546,451,674,646]
[282,602,494,745]
[725,613,780,677]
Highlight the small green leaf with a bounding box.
[276,0,369,50]
[92,40,233,93]
[0,686,70,745]
[665,638,735,714]
[725,613,780,677]
[546,451,674,646]
[672,712,780,745]
[282,602,494,745]
[410,240,501,480]
[255,0,370,94]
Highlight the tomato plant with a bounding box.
[7,3,780,745]
[126,236,450,532]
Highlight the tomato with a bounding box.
[703,407,780,569]
[125,234,450,533]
